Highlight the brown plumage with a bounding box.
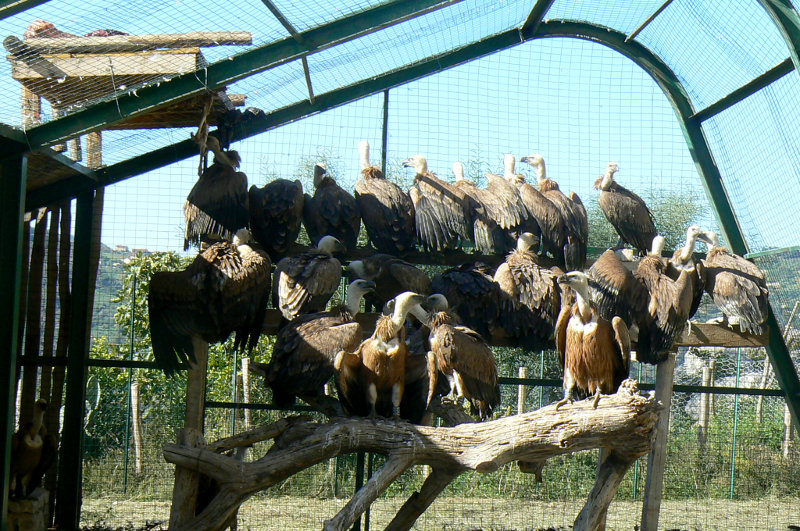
[256,279,375,411]
[698,230,769,335]
[594,162,657,256]
[249,177,304,260]
[273,235,345,321]
[666,225,705,319]
[405,155,471,252]
[507,167,566,266]
[555,272,631,408]
[424,295,501,420]
[148,229,271,375]
[587,249,649,329]
[183,136,248,251]
[10,399,56,499]
[633,236,694,364]
[354,140,416,255]
[520,154,587,270]
[335,291,425,418]
[493,232,561,345]
[303,163,361,252]
[348,253,431,311]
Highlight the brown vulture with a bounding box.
[348,253,432,311]
[587,249,649,331]
[335,291,426,418]
[698,229,769,335]
[633,235,694,364]
[493,232,562,345]
[148,229,272,375]
[520,154,587,270]
[183,135,249,251]
[303,163,361,252]
[555,272,631,409]
[255,279,376,413]
[354,140,416,255]
[248,177,304,261]
[594,162,657,256]
[422,294,501,420]
[273,235,345,321]
[404,155,471,252]
[10,398,57,499]
[667,225,705,319]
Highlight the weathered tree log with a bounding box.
[22,32,253,53]
[163,380,658,531]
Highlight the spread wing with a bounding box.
[355,175,416,254]
[411,173,470,251]
[478,174,529,230]
[184,163,248,250]
[704,251,768,334]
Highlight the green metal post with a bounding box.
[381,89,389,176]
[352,452,366,531]
[122,271,137,493]
[0,155,27,525]
[55,190,95,529]
[633,363,643,498]
[231,347,239,435]
[538,350,544,410]
[730,348,742,499]
[364,453,373,531]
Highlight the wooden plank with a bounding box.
[11,49,203,79]
[21,32,253,54]
[640,352,676,531]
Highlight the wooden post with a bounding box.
[517,366,528,415]
[698,362,713,448]
[51,107,66,152]
[86,131,102,169]
[131,383,143,475]
[70,138,82,163]
[640,352,676,531]
[241,357,252,431]
[169,338,209,528]
[784,404,794,458]
[21,86,41,127]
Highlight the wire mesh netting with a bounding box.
[6,0,800,530]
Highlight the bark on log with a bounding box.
[163,380,658,531]
[22,32,253,53]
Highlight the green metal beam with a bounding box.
[0,155,26,525]
[9,0,464,155]
[520,0,556,36]
[0,0,52,20]
[534,20,800,433]
[54,191,93,529]
[758,0,800,72]
[691,58,795,122]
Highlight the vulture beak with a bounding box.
[361,280,376,292]
[696,231,713,245]
[332,238,347,254]
[402,158,412,168]
[556,274,569,286]
[520,156,529,164]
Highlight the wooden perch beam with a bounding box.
[163,380,659,531]
[21,32,253,53]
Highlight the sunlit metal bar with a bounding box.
[626,0,675,42]
[0,0,52,21]
[302,56,315,104]
[260,0,303,41]
[519,0,556,37]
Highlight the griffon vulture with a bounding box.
[594,162,657,256]
[10,398,57,499]
[148,229,271,375]
[255,279,375,412]
[520,154,587,270]
[555,272,631,409]
[587,249,649,330]
[667,225,705,319]
[183,135,249,250]
[404,155,471,252]
[303,163,361,252]
[249,177,304,260]
[335,291,426,418]
[348,253,432,311]
[354,140,416,255]
[698,229,769,335]
[273,235,345,321]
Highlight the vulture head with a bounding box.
[347,259,370,280]
[233,228,253,245]
[557,271,591,302]
[358,140,371,170]
[520,154,546,183]
[402,155,428,174]
[388,291,426,330]
[424,293,449,312]
[452,161,466,181]
[203,135,240,169]
[649,234,666,256]
[675,225,703,265]
[594,162,619,191]
[317,235,346,255]
[516,232,538,253]
[697,229,721,249]
[345,279,376,314]
[313,163,330,188]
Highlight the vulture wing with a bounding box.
[184,162,248,250]
[354,173,416,254]
[249,179,304,260]
[274,253,342,320]
[598,184,657,255]
[304,183,361,251]
[588,249,648,328]
[411,173,471,251]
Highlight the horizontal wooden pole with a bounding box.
[21,31,253,53]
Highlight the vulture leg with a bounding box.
[367,383,378,419]
[555,370,577,410]
[391,382,403,419]
[425,352,438,407]
[591,387,603,409]
[613,236,625,251]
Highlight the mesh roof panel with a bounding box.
[269,0,387,34]
[227,59,310,115]
[637,0,788,111]
[307,0,532,95]
[545,0,669,36]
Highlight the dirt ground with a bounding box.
[81,495,800,530]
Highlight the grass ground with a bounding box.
[81,495,800,530]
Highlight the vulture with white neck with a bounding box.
[404,154,471,252]
[254,279,376,412]
[520,154,587,270]
[272,235,345,321]
[184,135,249,250]
[594,162,657,256]
[555,271,631,409]
[354,140,416,255]
[698,229,769,335]
[667,225,705,319]
[348,253,431,311]
[249,176,304,261]
[587,248,649,330]
[302,162,361,252]
[335,291,426,418]
[148,229,272,375]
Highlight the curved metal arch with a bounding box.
[758,0,800,72]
